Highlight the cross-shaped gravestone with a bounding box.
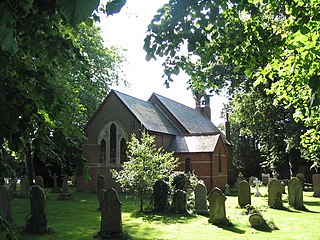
[51,173,61,193]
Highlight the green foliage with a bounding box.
[111,132,178,212]
[0,215,17,240]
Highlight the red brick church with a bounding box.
[76,90,236,192]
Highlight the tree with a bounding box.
[111,132,178,212]
[144,0,320,168]
[0,0,127,182]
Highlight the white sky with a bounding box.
[99,0,227,126]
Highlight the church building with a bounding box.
[76,90,236,192]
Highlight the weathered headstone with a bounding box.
[238,180,251,208]
[51,173,60,193]
[224,183,230,196]
[0,186,12,221]
[194,182,209,215]
[261,173,270,185]
[172,189,187,214]
[296,173,305,189]
[9,178,17,196]
[25,185,48,233]
[20,175,29,197]
[288,177,304,210]
[98,188,122,238]
[254,178,261,197]
[249,176,256,187]
[97,175,105,210]
[153,179,169,213]
[249,213,268,230]
[58,175,72,200]
[268,179,283,209]
[208,187,227,225]
[35,175,44,189]
[312,174,320,197]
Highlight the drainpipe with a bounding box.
[209,152,213,190]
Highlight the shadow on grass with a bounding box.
[215,222,246,234]
[131,211,198,224]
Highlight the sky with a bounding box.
[99,0,227,126]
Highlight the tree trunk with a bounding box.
[25,143,34,185]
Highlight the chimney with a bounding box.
[225,113,231,141]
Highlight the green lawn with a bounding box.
[1,186,320,240]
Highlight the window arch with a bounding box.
[185,158,192,173]
[100,139,106,163]
[110,123,117,164]
[120,138,127,164]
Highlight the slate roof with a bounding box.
[151,93,221,134]
[114,91,179,135]
[167,135,221,153]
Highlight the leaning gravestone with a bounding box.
[313,174,320,197]
[9,178,17,196]
[58,175,72,200]
[238,180,251,208]
[0,185,12,221]
[97,175,105,210]
[288,177,304,210]
[20,175,29,197]
[153,179,170,213]
[25,185,48,233]
[268,179,283,209]
[35,175,44,189]
[208,187,227,225]
[51,173,60,193]
[172,189,187,214]
[194,182,209,215]
[249,213,268,230]
[96,188,123,239]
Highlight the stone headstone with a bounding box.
[238,180,251,208]
[20,175,29,197]
[97,175,105,210]
[172,189,187,214]
[51,173,60,193]
[0,186,12,221]
[224,183,230,196]
[249,176,256,187]
[296,173,305,188]
[153,179,169,213]
[58,175,72,200]
[100,188,122,236]
[35,175,44,188]
[261,173,270,185]
[268,179,283,209]
[9,178,17,196]
[236,172,245,186]
[25,185,48,233]
[249,213,268,230]
[208,187,227,225]
[254,178,261,197]
[194,183,209,215]
[288,177,304,210]
[312,174,320,197]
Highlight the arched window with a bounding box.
[218,149,222,174]
[100,139,106,163]
[120,138,127,164]
[110,124,116,164]
[185,158,192,173]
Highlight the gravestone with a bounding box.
[238,180,251,208]
[58,175,72,200]
[224,183,230,196]
[97,175,105,210]
[313,174,320,197]
[254,178,261,197]
[249,176,256,187]
[20,175,29,197]
[9,178,17,196]
[25,185,48,233]
[268,179,283,209]
[281,181,286,194]
[249,213,268,230]
[35,175,44,189]
[51,173,60,193]
[172,189,187,214]
[288,177,304,210]
[261,173,270,185]
[236,172,245,186]
[98,188,122,238]
[194,182,209,215]
[153,179,169,213]
[296,173,305,188]
[0,185,12,221]
[208,187,227,225]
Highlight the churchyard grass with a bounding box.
[1,186,320,240]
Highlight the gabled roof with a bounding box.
[114,91,179,135]
[167,134,222,153]
[150,93,221,134]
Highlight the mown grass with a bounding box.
[1,186,320,240]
